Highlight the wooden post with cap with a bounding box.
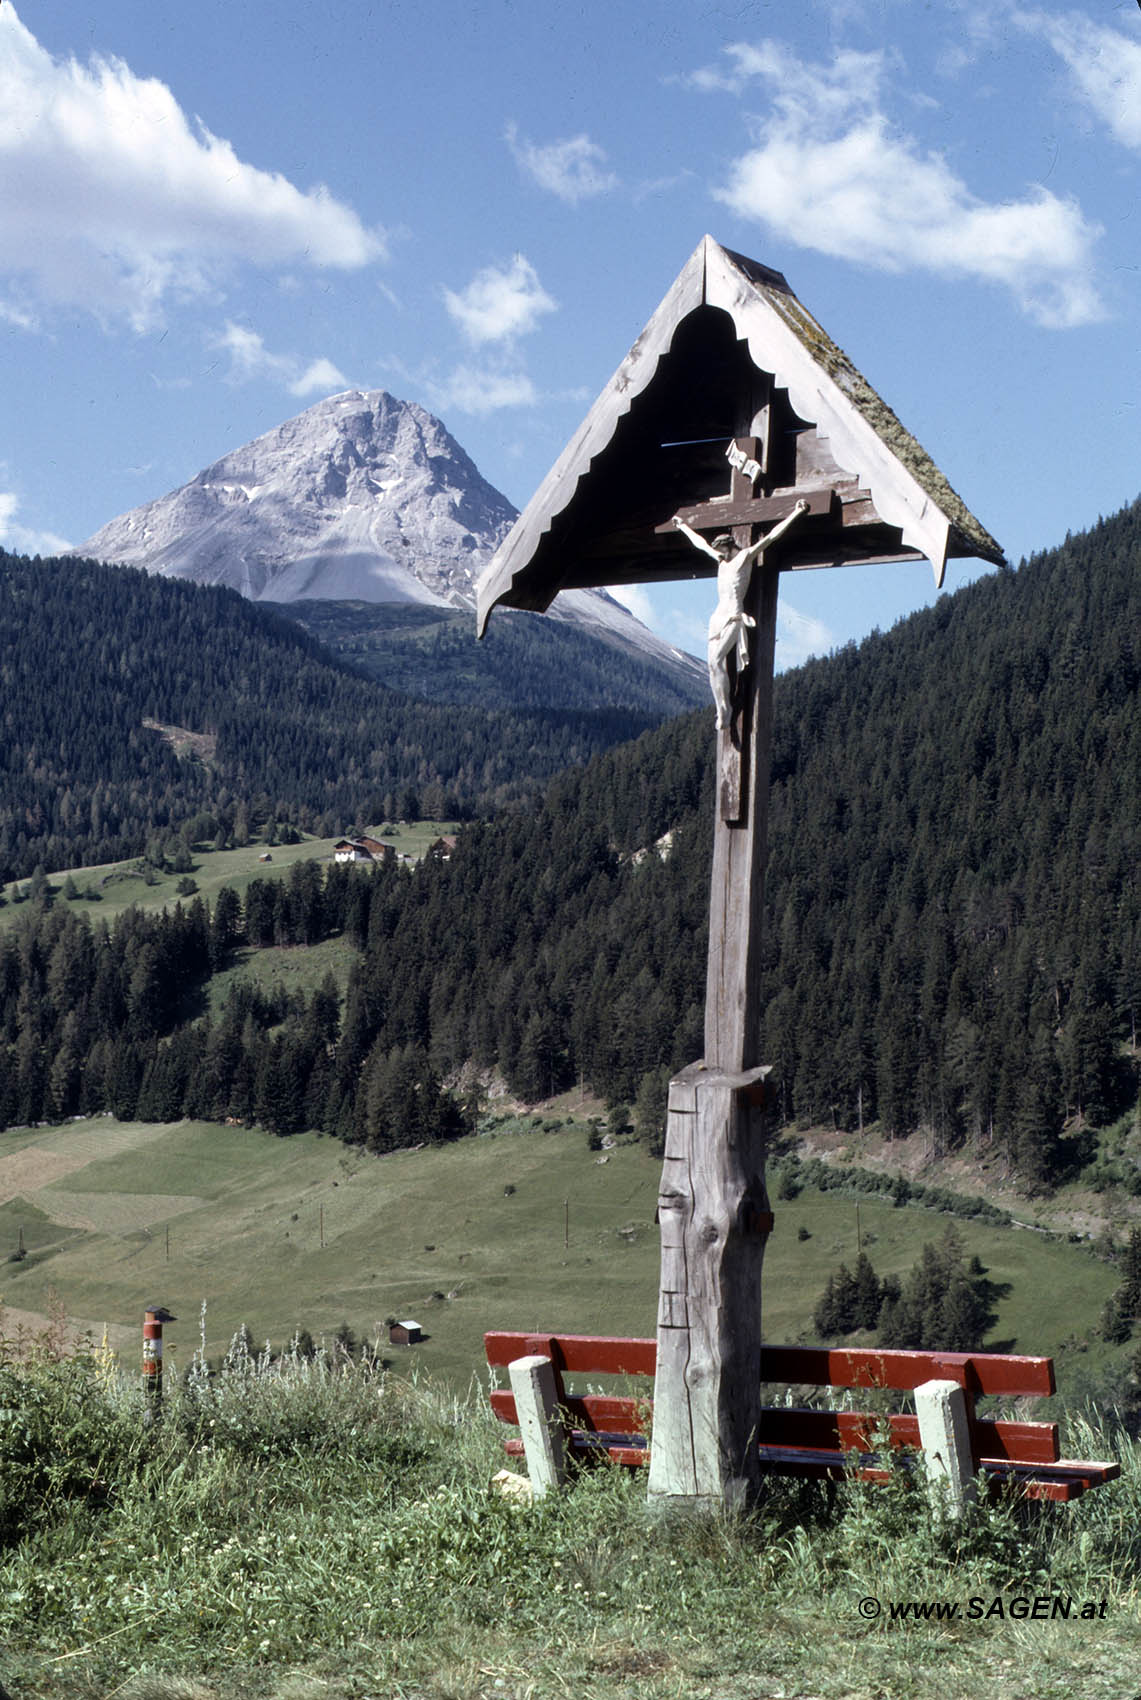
[142,1303,176,1421]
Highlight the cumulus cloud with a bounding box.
[1019,10,1141,149]
[0,491,72,557]
[443,256,556,346]
[429,365,538,415]
[700,39,1103,328]
[505,122,619,203]
[210,323,350,397]
[0,6,384,331]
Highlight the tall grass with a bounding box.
[2,1314,1140,1699]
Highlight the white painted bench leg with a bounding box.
[508,1354,567,1497]
[915,1378,977,1517]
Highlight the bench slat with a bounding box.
[490,1389,649,1436]
[986,1459,1120,1502]
[759,1345,1056,1397]
[504,1435,650,1468]
[758,1406,1060,1465]
[485,1332,655,1376]
[484,1333,1056,1396]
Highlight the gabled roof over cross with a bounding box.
[477,236,1003,635]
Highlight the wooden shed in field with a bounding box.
[388,1320,422,1346]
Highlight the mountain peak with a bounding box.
[74,389,705,682]
[76,388,518,608]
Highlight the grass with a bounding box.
[0,1117,1123,1396]
[202,935,360,1011]
[1,1331,1140,1700]
[0,1118,662,1369]
[0,822,461,932]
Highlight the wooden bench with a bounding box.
[485,1331,1119,1506]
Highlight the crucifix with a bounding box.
[476,236,1003,1512]
[648,436,819,1510]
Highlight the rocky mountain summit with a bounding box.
[75,389,703,679]
[77,390,516,607]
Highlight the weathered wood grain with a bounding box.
[704,559,778,1065]
[647,1061,773,1511]
[658,484,832,534]
[508,1353,568,1496]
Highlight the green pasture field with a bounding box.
[202,932,359,1011]
[0,1117,1121,1399]
[0,820,461,931]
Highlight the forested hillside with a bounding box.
[0,553,662,880]
[1,502,1138,1184]
[271,600,706,714]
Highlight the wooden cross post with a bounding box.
[647,427,805,1513]
[476,236,1003,1517]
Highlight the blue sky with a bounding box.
[2,0,1140,669]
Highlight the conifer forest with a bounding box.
[0,552,664,879]
[1,496,1138,1189]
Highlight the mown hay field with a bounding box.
[0,1116,1120,1392]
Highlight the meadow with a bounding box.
[0,822,460,933]
[0,1116,1122,1393]
[1,1327,1139,1700]
[1,1113,1138,1700]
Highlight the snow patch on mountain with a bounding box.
[74,389,703,681]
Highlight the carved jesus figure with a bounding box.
[673,499,809,729]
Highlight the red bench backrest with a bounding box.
[483,1332,1056,1397]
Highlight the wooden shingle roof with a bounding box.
[477,237,1003,634]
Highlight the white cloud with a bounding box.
[430,366,538,415]
[691,40,884,107]
[776,603,835,669]
[210,322,349,396]
[506,122,619,203]
[701,38,1103,328]
[443,256,556,346]
[289,357,353,399]
[0,491,72,556]
[0,6,384,331]
[1019,11,1141,149]
[0,297,38,331]
[604,583,658,627]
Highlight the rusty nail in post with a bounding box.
[143,1304,176,1421]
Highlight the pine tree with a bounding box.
[852,1252,883,1331]
[634,1066,671,1157]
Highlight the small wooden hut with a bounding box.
[388,1320,423,1346]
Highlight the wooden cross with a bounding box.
[475,237,1002,1515]
[645,431,838,1510]
[659,432,838,1074]
[662,437,829,829]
